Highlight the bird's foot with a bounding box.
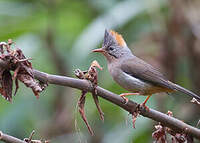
[130,101,150,128]
[140,103,150,112]
[119,93,140,104]
[120,94,129,104]
[139,95,151,111]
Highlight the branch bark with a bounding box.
[0,60,200,140]
[0,131,26,143]
[32,69,200,139]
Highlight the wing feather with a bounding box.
[121,57,175,90]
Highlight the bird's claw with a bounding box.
[120,94,129,104]
[140,103,150,111]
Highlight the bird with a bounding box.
[92,29,200,106]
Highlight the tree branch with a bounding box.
[0,59,200,140]
[0,131,26,143]
[32,69,200,139]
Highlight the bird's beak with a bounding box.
[92,48,105,53]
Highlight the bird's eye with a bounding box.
[109,47,114,51]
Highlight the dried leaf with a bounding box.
[0,70,13,102]
[90,60,103,70]
[152,111,193,143]
[132,111,139,128]
[78,90,94,136]
[0,45,3,54]
[74,69,85,79]
[75,60,104,135]
[17,74,42,98]
[14,78,19,96]
[87,66,98,86]
[7,39,13,45]
[174,133,186,143]
[152,125,167,143]
[191,97,200,105]
[92,93,104,121]
[167,110,173,117]
[0,40,47,101]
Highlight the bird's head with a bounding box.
[92,29,132,62]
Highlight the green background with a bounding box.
[0,0,200,142]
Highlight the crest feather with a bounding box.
[110,30,126,46]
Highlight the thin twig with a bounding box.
[24,130,35,143]
[0,131,26,143]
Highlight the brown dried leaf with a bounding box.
[191,98,200,105]
[74,69,85,79]
[92,93,104,121]
[174,133,186,143]
[13,49,45,97]
[78,90,94,136]
[167,110,173,117]
[17,74,42,98]
[152,125,167,143]
[87,66,98,86]
[7,39,13,45]
[0,45,3,54]
[90,60,103,70]
[0,70,13,102]
[39,81,48,91]
[14,78,19,96]
[0,40,47,101]
[75,60,104,135]
[152,111,193,143]
[132,111,139,129]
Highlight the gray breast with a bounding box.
[108,63,153,93]
[116,71,153,92]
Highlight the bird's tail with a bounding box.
[169,81,200,102]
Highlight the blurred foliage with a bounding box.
[0,0,200,142]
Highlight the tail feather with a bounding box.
[169,82,200,102]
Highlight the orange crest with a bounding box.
[110,30,126,47]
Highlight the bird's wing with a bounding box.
[121,57,200,101]
[121,57,175,90]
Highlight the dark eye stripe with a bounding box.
[108,52,117,58]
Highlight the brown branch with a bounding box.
[0,131,26,143]
[0,59,200,140]
[32,69,200,139]
[0,130,48,143]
